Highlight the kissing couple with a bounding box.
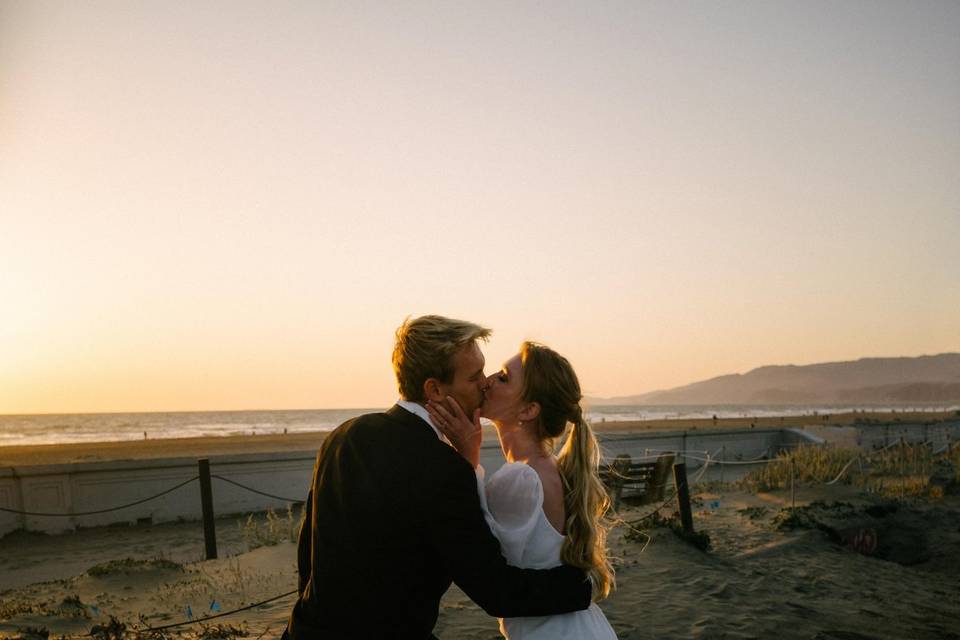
[283,315,618,640]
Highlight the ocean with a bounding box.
[1,404,955,447]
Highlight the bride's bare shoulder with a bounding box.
[527,457,566,534]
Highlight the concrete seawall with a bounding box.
[0,451,316,535]
[2,420,957,536]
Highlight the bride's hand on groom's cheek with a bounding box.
[427,397,482,468]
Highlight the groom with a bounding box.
[283,315,591,639]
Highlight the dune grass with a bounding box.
[740,441,960,498]
[238,504,303,551]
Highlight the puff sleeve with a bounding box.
[476,462,544,566]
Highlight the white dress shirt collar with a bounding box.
[396,399,447,442]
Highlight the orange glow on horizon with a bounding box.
[2,2,957,414]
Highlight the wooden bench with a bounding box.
[600,452,675,510]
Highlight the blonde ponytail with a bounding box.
[557,412,614,600]
[519,341,614,602]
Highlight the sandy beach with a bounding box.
[2,412,959,639]
[2,483,958,639]
[1,410,954,467]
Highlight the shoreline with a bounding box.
[0,409,955,467]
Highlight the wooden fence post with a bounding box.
[719,445,725,485]
[673,463,694,534]
[198,458,218,560]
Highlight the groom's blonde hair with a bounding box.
[392,315,491,402]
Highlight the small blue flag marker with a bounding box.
[186,605,193,619]
[210,600,221,613]
[709,500,720,510]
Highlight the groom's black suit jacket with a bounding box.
[284,404,591,639]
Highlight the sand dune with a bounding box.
[3,483,958,639]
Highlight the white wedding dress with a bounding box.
[477,462,618,640]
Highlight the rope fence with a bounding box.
[681,449,776,466]
[6,436,944,521]
[0,472,306,518]
[211,474,305,503]
[141,589,298,633]
[820,436,946,486]
[607,431,950,476]
[0,460,308,639]
[0,476,200,517]
[613,449,778,468]
[8,425,950,520]
[59,589,300,639]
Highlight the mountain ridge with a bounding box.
[586,353,960,405]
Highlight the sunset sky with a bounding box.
[2,2,958,414]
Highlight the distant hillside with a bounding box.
[587,353,960,405]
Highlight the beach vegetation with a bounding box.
[1,601,42,618]
[690,479,729,492]
[0,527,49,542]
[737,506,769,520]
[12,626,49,640]
[739,441,960,499]
[740,445,859,491]
[57,594,90,618]
[239,504,302,551]
[89,616,126,640]
[194,622,249,639]
[87,557,183,577]
[226,556,250,600]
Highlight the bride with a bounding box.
[428,341,617,640]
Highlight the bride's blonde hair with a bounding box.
[519,342,614,600]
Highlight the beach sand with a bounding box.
[2,412,959,638]
[2,482,958,639]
